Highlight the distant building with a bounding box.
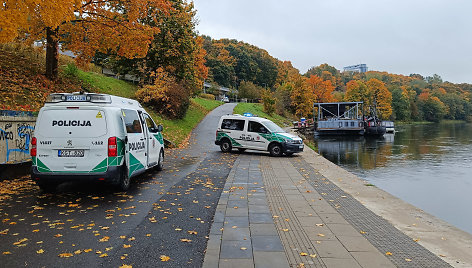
[343,64,368,73]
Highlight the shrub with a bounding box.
[261,89,276,115]
[200,93,216,100]
[62,63,79,78]
[136,68,190,119]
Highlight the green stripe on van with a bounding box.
[37,158,51,172]
[154,133,164,145]
[128,153,144,177]
[216,132,242,147]
[91,158,108,173]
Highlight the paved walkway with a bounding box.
[203,152,452,268]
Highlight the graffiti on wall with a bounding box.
[1,116,36,164]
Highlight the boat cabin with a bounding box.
[313,102,365,135]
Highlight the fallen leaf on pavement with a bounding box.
[58,253,73,258]
[160,255,170,262]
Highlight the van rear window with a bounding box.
[221,119,245,131]
[36,109,107,138]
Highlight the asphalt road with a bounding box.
[0,103,237,267]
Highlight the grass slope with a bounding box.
[233,102,293,127]
[0,43,222,147]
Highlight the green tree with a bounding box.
[391,87,411,120]
[238,81,262,99]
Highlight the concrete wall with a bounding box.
[0,111,36,164]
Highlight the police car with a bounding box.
[215,114,304,156]
[31,92,165,191]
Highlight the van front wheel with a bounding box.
[118,165,130,191]
[220,139,232,153]
[156,150,164,171]
[269,143,283,157]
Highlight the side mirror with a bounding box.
[157,125,163,132]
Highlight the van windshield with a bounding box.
[36,109,107,138]
[263,121,284,133]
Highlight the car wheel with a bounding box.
[269,143,283,157]
[237,148,246,153]
[117,164,130,191]
[156,150,164,171]
[220,139,232,153]
[36,181,57,193]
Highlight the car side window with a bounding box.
[221,119,245,131]
[122,109,142,133]
[248,121,269,134]
[143,113,158,133]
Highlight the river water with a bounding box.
[312,121,472,235]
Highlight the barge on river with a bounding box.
[313,102,386,136]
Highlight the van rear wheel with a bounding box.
[220,139,232,153]
[117,164,130,191]
[37,181,57,193]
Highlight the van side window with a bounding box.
[248,121,269,134]
[221,119,245,131]
[122,109,142,133]
[143,114,158,133]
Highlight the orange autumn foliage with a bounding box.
[0,0,172,65]
[307,75,335,103]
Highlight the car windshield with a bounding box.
[263,121,284,133]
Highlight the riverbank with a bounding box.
[297,133,472,267]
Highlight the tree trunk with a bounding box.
[46,27,59,80]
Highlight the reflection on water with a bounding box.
[313,122,472,235]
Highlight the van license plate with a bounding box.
[58,149,84,157]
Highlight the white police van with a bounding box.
[31,92,165,191]
[215,114,304,156]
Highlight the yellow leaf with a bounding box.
[123,244,132,248]
[146,234,151,237]
[74,250,82,255]
[84,249,92,253]
[405,258,412,262]
[58,253,74,258]
[175,228,182,231]
[300,252,308,256]
[119,265,132,268]
[99,253,108,258]
[37,249,44,254]
[120,236,126,239]
[3,251,12,255]
[317,233,325,237]
[32,229,39,233]
[99,236,110,242]
[386,252,393,256]
[282,229,289,232]
[309,254,317,258]
[160,255,170,262]
[180,239,192,243]
[240,247,247,250]
[188,231,197,235]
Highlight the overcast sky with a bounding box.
[194,0,472,83]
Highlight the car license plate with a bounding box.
[299,145,304,149]
[58,149,85,157]
[66,95,86,102]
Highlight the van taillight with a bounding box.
[31,137,37,157]
[108,137,117,157]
